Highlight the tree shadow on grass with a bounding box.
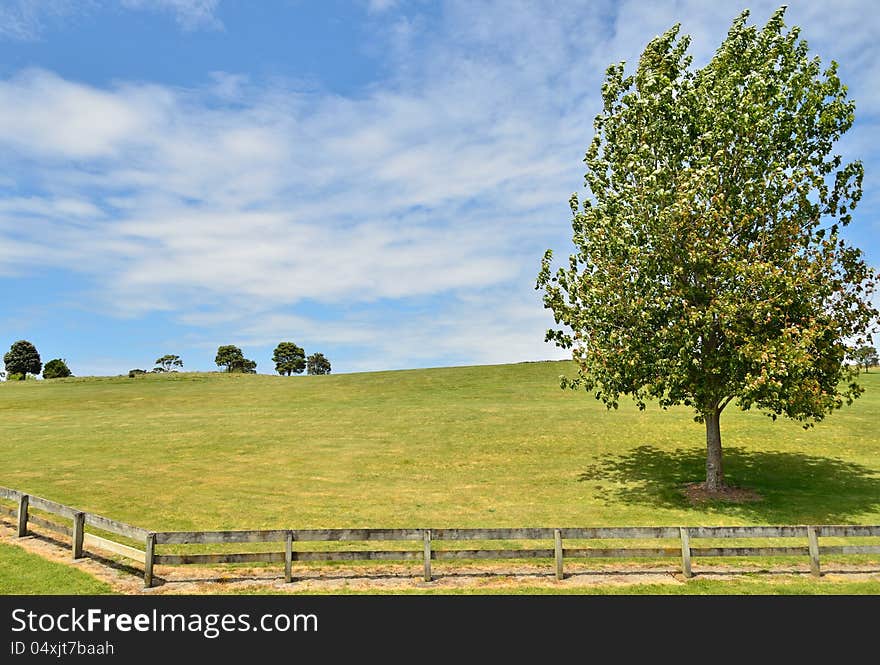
[578,446,880,524]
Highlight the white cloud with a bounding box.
[0,70,167,159]
[0,196,102,218]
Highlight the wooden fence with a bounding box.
[2,486,879,588]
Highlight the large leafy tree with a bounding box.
[272,342,306,376]
[155,354,183,372]
[537,8,877,492]
[4,340,42,380]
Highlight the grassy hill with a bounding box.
[0,361,878,530]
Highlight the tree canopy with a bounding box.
[273,342,306,376]
[231,357,258,374]
[850,346,878,372]
[215,345,257,373]
[155,354,183,372]
[42,358,72,379]
[3,340,42,380]
[537,7,877,492]
[307,353,331,375]
[215,345,244,372]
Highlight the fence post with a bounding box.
[423,530,432,582]
[16,494,29,537]
[285,531,293,583]
[554,529,564,580]
[144,533,156,589]
[679,527,693,578]
[807,526,821,577]
[72,512,85,559]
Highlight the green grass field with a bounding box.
[0,542,112,594]
[1,361,877,531]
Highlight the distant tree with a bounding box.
[215,345,245,372]
[850,346,879,372]
[230,357,257,374]
[307,353,331,375]
[42,358,72,379]
[215,345,257,373]
[3,340,42,380]
[272,342,306,376]
[151,367,165,373]
[128,369,147,378]
[154,354,183,372]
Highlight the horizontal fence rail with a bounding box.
[0,487,149,573]
[2,486,879,588]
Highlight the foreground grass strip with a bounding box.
[0,541,113,594]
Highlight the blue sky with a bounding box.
[0,0,877,376]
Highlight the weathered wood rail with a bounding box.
[2,486,879,588]
[0,486,150,576]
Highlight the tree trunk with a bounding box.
[705,409,724,490]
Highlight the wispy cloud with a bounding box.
[0,61,579,310]
[365,0,402,15]
[120,0,222,31]
[0,0,82,40]
[0,0,221,40]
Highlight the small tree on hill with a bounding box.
[272,342,306,376]
[4,340,42,380]
[850,346,879,372]
[43,358,72,379]
[230,357,257,374]
[155,354,183,372]
[215,345,257,373]
[307,353,331,375]
[215,345,244,372]
[537,8,878,493]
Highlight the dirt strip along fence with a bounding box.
[2,486,880,588]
